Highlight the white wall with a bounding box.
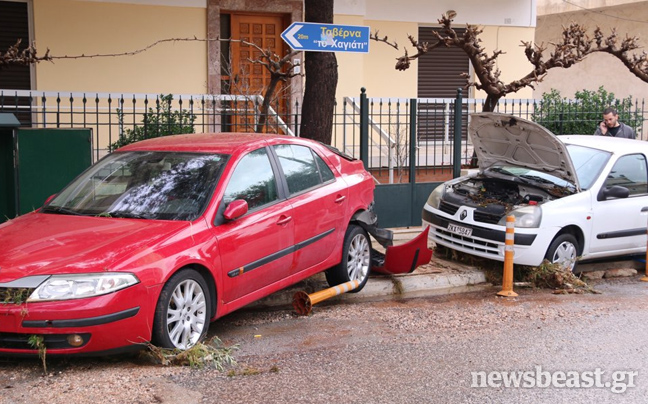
[336,0,537,27]
[534,2,648,101]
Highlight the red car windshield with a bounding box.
[42,151,227,221]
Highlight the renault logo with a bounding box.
[460,210,467,221]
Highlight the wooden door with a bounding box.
[228,14,288,133]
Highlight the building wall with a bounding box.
[33,0,207,93]
[334,16,418,99]
[25,0,537,101]
[475,25,537,100]
[338,0,537,28]
[334,0,537,100]
[534,1,648,101]
[536,0,644,15]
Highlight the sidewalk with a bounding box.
[251,227,493,310]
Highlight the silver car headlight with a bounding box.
[426,184,445,209]
[27,273,140,302]
[498,206,542,228]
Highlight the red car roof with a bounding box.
[117,132,286,154]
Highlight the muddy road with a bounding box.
[2,277,648,404]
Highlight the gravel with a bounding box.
[2,276,647,403]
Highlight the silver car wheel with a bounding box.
[166,279,208,349]
[346,233,370,282]
[551,240,577,272]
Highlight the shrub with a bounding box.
[531,86,642,135]
[110,94,196,151]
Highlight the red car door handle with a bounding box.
[335,195,346,203]
[277,215,292,225]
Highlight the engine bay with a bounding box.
[454,177,550,205]
[441,175,572,222]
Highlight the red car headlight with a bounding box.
[27,273,140,302]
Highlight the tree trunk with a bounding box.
[255,74,280,133]
[469,94,501,167]
[482,94,501,112]
[299,0,338,144]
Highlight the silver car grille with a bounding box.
[431,226,501,256]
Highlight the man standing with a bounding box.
[594,107,636,139]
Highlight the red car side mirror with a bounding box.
[223,199,248,220]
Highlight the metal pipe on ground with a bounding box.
[293,280,360,316]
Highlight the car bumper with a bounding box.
[0,283,156,356]
[422,204,557,267]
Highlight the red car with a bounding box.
[0,133,384,355]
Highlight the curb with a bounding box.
[250,268,493,310]
[247,256,646,312]
[248,226,495,311]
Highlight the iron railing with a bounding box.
[1,89,646,184]
[0,90,296,161]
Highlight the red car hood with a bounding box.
[0,212,191,281]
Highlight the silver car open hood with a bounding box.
[469,112,580,190]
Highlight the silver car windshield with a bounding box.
[566,144,612,190]
[42,151,227,221]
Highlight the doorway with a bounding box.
[220,13,291,133]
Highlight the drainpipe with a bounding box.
[409,98,418,226]
[453,88,463,179]
[359,88,369,169]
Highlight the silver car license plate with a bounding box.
[447,223,472,237]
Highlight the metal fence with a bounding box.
[0,90,297,161]
[1,89,646,184]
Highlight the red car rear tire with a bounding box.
[325,224,371,293]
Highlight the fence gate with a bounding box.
[361,91,463,228]
[373,182,441,228]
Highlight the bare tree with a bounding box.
[299,0,338,144]
[244,46,300,132]
[373,13,648,112]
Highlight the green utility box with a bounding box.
[0,113,20,223]
[0,124,92,222]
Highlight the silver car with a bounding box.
[423,112,647,272]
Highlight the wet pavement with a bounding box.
[2,228,648,404]
[2,247,648,403]
[198,277,648,404]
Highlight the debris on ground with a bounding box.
[140,338,238,369]
[521,261,600,294]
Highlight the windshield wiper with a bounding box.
[106,211,149,219]
[519,174,555,185]
[40,206,82,216]
[489,167,515,176]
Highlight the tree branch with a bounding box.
[0,39,51,69]
[373,14,648,110]
[370,30,399,50]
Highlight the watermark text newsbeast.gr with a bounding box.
[471,366,638,393]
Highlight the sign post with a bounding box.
[281,22,370,53]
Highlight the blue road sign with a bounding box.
[281,22,370,53]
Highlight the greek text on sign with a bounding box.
[281,22,370,53]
